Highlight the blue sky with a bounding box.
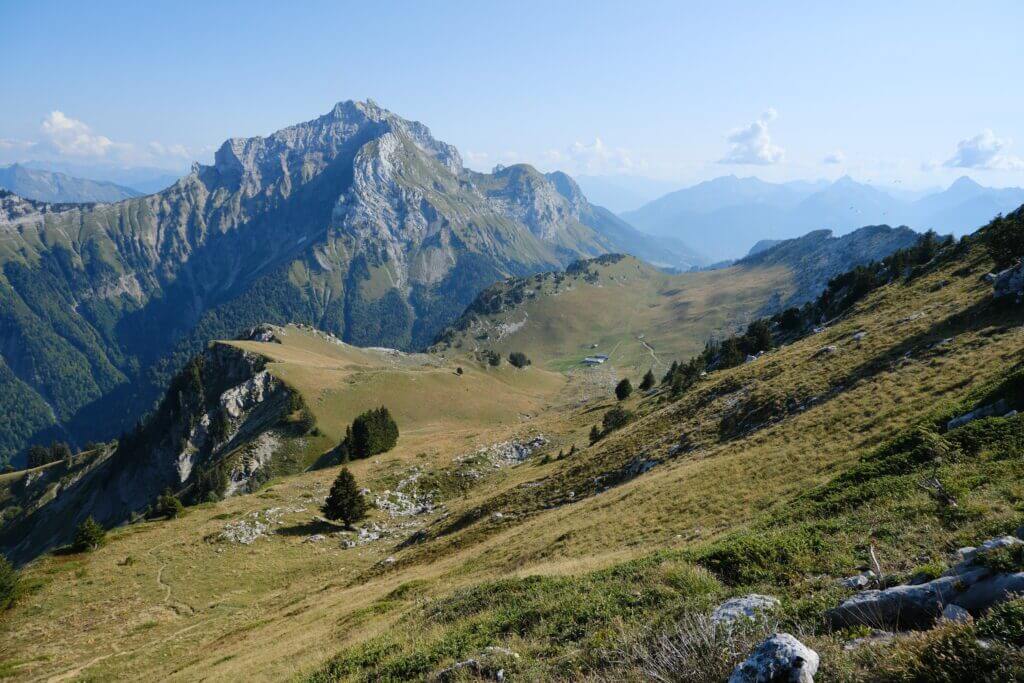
[2,1,1022,189]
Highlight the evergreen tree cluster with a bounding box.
[335,407,399,462]
[26,441,73,469]
[984,205,1024,269]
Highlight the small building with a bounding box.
[582,354,609,366]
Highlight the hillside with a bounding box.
[1,207,1022,681]
[0,100,688,468]
[432,225,921,372]
[0,324,564,562]
[0,163,142,203]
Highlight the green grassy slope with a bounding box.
[1,222,1022,681]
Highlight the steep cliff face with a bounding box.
[0,100,658,464]
[0,343,294,563]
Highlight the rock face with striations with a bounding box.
[0,100,665,466]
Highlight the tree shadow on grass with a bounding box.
[275,519,339,537]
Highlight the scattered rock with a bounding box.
[941,604,973,624]
[712,594,780,626]
[729,633,819,683]
[814,345,837,358]
[852,330,867,342]
[838,571,876,590]
[303,534,326,543]
[947,399,1010,430]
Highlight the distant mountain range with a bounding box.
[0,163,142,203]
[622,174,1024,260]
[574,174,682,213]
[12,160,184,195]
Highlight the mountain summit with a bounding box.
[0,100,684,466]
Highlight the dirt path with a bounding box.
[641,339,663,368]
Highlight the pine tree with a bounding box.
[73,517,106,552]
[589,425,601,445]
[322,468,368,527]
[615,377,633,401]
[639,369,655,391]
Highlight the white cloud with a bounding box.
[544,137,640,175]
[823,150,846,165]
[40,111,116,157]
[720,109,784,165]
[944,130,1024,170]
[148,141,191,159]
[0,111,199,169]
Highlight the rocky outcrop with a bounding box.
[0,343,293,563]
[827,534,1024,631]
[947,399,1013,430]
[729,633,819,683]
[991,262,1024,302]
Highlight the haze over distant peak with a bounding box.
[623,173,1024,260]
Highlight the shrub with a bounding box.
[508,352,531,369]
[0,555,18,611]
[615,378,633,401]
[590,425,602,445]
[73,517,106,552]
[153,490,184,519]
[639,369,655,392]
[977,596,1024,646]
[485,350,501,367]
[602,406,632,432]
[322,468,368,527]
[345,407,399,460]
[689,527,841,586]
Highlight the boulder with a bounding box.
[827,534,1024,630]
[992,262,1024,301]
[729,633,819,683]
[712,594,780,626]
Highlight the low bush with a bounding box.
[977,595,1024,646]
[689,526,846,586]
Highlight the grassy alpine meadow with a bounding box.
[2,235,1024,681]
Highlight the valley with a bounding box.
[1,207,1023,680]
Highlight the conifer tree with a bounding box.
[615,377,633,400]
[322,468,368,527]
[73,517,106,552]
[639,369,655,391]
